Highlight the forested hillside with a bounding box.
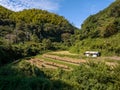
[0,6,75,43]
[81,0,120,38]
[70,0,120,56]
[0,6,75,65]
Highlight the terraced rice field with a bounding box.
[25,51,86,70]
[26,51,119,70]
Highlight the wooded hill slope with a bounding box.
[81,0,120,38]
[0,6,76,65]
[70,0,120,56]
[0,5,75,43]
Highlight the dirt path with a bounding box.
[51,51,78,55]
[51,51,120,61]
[100,56,120,61]
[43,54,86,64]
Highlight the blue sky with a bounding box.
[0,0,114,28]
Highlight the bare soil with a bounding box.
[51,51,78,55]
[27,58,70,70]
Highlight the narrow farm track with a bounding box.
[42,54,86,64]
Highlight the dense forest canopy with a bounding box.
[0,6,75,43]
[81,0,120,38]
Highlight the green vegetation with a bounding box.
[81,0,120,38]
[0,6,75,66]
[69,62,120,90]
[69,0,120,56]
[0,6,75,43]
[0,61,52,90]
[0,0,120,89]
[70,33,120,56]
[0,60,120,90]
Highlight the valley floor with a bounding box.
[24,51,120,70]
[1,50,120,90]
